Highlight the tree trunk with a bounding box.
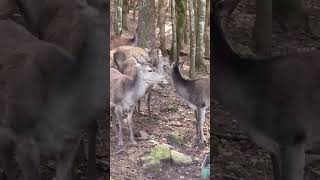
[170,0,178,63]
[132,0,139,20]
[254,0,272,56]
[111,0,116,33]
[273,0,306,29]
[175,0,185,57]
[204,0,210,57]
[183,1,189,45]
[159,0,167,54]
[195,0,206,71]
[122,0,129,31]
[188,0,196,78]
[137,0,156,49]
[116,0,123,35]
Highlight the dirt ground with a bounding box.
[213,0,320,179]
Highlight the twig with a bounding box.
[223,174,240,180]
[311,168,320,176]
[213,132,248,141]
[112,148,125,155]
[40,162,55,172]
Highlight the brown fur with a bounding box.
[110,34,137,49]
[0,0,107,179]
[171,65,210,146]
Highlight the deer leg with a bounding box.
[147,92,151,120]
[279,143,305,180]
[56,138,80,180]
[136,100,141,116]
[15,138,40,180]
[127,107,136,144]
[111,110,117,134]
[194,110,199,138]
[87,120,98,180]
[0,145,17,180]
[115,107,124,147]
[196,108,206,146]
[271,153,281,180]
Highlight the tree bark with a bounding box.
[170,0,178,63]
[273,0,306,29]
[116,0,123,35]
[159,0,167,54]
[204,0,210,57]
[175,0,185,57]
[183,1,189,45]
[195,0,206,71]
[188,0,196,78]
[122,0,129,31]
[137,0,156,49]
[254,0,272,56]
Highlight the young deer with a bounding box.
[111,54,166,147]
[113,48,168,120]
[111,33,137,49]
[213,1,320,179]
[0,11,106,180]
[110,45,149,68]
[171,64,210,146]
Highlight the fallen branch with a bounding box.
[213,132,249,141]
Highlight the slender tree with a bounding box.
[115,0,123,35]
[204,0,210,57]
[176,0,185,57]
[188,0,196,78]
[122,0,129,30]
[183,1,189,45]
[137,0,156,49]
[170,0,177,62]
[159,0,167,54]
[195,0,206,71]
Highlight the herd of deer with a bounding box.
[110,33,210,147]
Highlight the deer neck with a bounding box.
[129,71,151,102]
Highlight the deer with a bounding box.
[0,1,108,179]
[170,63,210,147]
[110,45,149,68]
[213,0,320,179]
[6,0,109,179]
[0,5,106,178]
[113,48,169,120]
[111,33,138,49]
[110,52,166,147]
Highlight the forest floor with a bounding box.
[213,0,320,179]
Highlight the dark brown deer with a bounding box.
[213,1,320,179]
[6,0,109,179]
[1,1,108,179]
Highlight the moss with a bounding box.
[142,155,162,172]
[171,150,192,165]
[168,132,184,145]
[168,104,179,112]
[150,144,171,160]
